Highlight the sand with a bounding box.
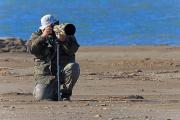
[0,46,180,120]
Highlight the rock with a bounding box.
[129,73,138,77]
[0,37,27,53]
[94,114,102,118]
[102,107,107,110]
[63,104,68,107]
[43,106,50,109]
[125,95,144,102]
[145,116,148,119]
[140,89,144,92]
[88,73,97,75]
[100,103,107,106]
[11,106,15,109]
[126,95,144,99]
[145,58,151,61]
[136,69,143,73]
[85,103,90,106]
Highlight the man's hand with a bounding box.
[56,33,66,42]
[41,25,53,38]
[53,25,66,42]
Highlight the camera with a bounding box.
[53,23,76,36]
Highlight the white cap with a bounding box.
[39,14,54,30]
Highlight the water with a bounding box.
[0,0,179,46]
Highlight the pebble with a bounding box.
[63,104,68,107]
[145,58,151,61]
[140,89,144,92]
[129,73,138,76]
[85,103,90,106]
[94,114,102,118]
[88,73,97,75]
[136,69,143,72]
[102,107,107,110]
[145,116,148,119]
[43,106,49,109]
[100,103,107,106]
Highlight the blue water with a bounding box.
[0,0,180,45]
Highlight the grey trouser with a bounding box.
[33,63,80,100]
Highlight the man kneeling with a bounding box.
[28,14,80,101]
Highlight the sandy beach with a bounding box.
[0,46,180,120]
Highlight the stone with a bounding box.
[94,114,102,118]
[0,37,27,53]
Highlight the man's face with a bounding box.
[43,24,53,34]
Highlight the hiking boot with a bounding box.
[61,90,71,101]
[62,97,71,101]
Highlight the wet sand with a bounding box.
[0,46,180,120]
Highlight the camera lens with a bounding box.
[64,24,76,35]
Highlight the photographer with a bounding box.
[28,14,80,101]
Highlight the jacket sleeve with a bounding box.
[61,35,80,56]
[28,32,48,55]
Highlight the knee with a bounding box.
[64,63,80,75]
[64,63,80,82]
[73,63,80,75]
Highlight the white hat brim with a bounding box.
[39,23,52,30]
